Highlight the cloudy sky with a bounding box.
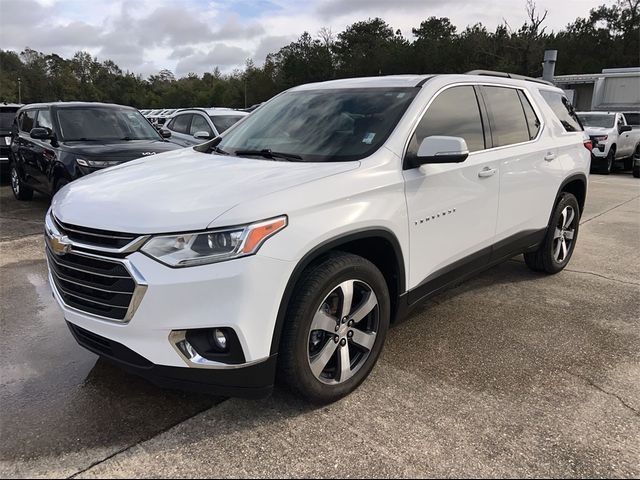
[0,0,609,78]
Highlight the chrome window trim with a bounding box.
[169,331,269,370]
[402,81,546,164]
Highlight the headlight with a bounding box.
[76,158,120,168]
[592,135,608,142]
[141,216,287,267]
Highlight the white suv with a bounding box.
[46,73,590,403]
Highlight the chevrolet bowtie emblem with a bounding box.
[50,233,72,256]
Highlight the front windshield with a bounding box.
[217,88,419,162]
[211,115,245,134]
[57,108,163,141]
[578,114,615,128]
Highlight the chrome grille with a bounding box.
[53,216,140,250]
[46,246,146,322]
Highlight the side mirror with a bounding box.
[160,129,172,138]
[619,125,632,134]
[413,136,469,166]
[30,127,53,140]
[193,131,211,140]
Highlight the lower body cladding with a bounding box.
[48,250,294,398]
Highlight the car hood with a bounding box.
[52,148,359,233]
[583,126,613,136]
[59,139,179,160]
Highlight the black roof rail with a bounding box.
[465,70,554,86]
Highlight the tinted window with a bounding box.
[211,115,245,134]
[517,90,541,140]
[189,114,213,136]
[0,109,17,131]
[539,90,582,132]
[623,112,640,126]
[218,88,419,162]
[577,114,615,129]
[169,114,191,134]
[406,86,485,159]
[56,108,161,141]
[20,110,36,132]
[36,109,53,130]
[482,86,530,147]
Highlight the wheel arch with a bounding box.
[269,228,406,356]
[555,173,587,218]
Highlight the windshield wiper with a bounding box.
[211,146,229,155]
[234,149,303,162]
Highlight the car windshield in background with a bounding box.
[57,108,162,141]
[217,88,419,162]
[623,112,640,126]
[210,115,245,134]
[578,114,615,128]
[0,110,16,131]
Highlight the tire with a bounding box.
[277,251,390,404]
[10,164,33,201]
[601,148,615,175]
[623,157,633,171]
[524,192,580,274]
[54,178,70,195]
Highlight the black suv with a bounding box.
[10,102,179,200]
[0,102,22,175]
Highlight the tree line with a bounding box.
[0,0,638,109]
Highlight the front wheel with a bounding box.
[10,164,33,201]
[524,193,580,274]
[278,252,390,404]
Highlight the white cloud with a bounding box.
[0,0,609,77]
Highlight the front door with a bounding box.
[403,85,499,299]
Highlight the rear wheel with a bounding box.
[524,193,580,274]
[278,251,390,404]
[10,164,33,201]
[602,148,615,175]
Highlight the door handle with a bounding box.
[544,152,556,161]
[478,167,497,178]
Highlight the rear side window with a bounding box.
[517,91,541,140]
[407,86,485,159]
[20,110,37,132]
[36,109,53,130]
[539,90,583,132]
[169,114,191,134]
[482,86,530,147]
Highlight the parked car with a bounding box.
[46,73,590,404]
[0,102,22,176]
[155,109,178,126]
[164,108,248,147]
[10,102,179,200]
[146,109,164,124]
[576,111,640,174]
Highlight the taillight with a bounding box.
[583,140,593,151]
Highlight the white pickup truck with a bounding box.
[577,111,640,175]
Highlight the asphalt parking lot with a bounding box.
[1,173,638,478]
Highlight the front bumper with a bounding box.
[68,322,277,397]
[49,248,294,396]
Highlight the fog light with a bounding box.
[213,329,228,351]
